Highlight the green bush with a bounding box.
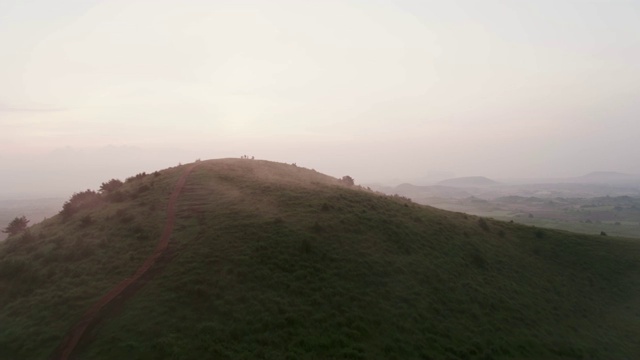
[60,190,102,218]
[99,179,123,193]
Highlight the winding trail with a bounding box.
[50,163,199,360]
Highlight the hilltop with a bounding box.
[1,159,640,359]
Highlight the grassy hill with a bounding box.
[1,159,640,359]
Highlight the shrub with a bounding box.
[19,230,35,243]
[116,209,134,224]
[80,215,94,227]
[126,172,147,183]
[341,176,355,186]
[100,179,123,193]
[106,190,129,203]
[0,258,29,279]
[136,184,151,195]
[61,190,102,218]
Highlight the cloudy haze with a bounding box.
[2,0,639,195]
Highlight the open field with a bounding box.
[426,195,640,239]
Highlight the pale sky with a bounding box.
[1,0,639,194]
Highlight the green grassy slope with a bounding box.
[2,159,640,359]
[0,165,186,359]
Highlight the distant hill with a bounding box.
[1,159,639,359]
[392,183,473,199]
[572,171,639,184]
[437,176,500,187]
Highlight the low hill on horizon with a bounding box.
[1,159,639,359]
[437,176,500,187]
[570,171,640,184]
[392,183,474,200]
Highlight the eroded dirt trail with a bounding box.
[50,163,199,360]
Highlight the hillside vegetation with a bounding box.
[1,159,640,359]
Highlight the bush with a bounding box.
[106,190,129,203]
[136,184,151,195]
[80,215,94,227]
[116,209,134,224]
[61,190,102,218]
[126,172,147,183]
[100,179,123,193]
[341,176,355,186]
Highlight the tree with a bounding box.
[100,179,123,193]
[2,216,29,236]
[341,175,355,186]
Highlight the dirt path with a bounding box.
[50,163,199,360]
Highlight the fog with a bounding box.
[2,0,639,196]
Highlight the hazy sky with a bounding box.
[1,0,639,194]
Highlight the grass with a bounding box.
[1,159,640,359]
[0,165,184,359]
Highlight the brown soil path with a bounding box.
[50,163,199,360]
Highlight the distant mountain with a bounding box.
[571,171,639,184]
[393,183,473,199]
[437,176,500,187]
[395,183,430,192]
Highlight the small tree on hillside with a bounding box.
[341,176,355,186]
[100,179,123,193]
[2,216,29,236]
